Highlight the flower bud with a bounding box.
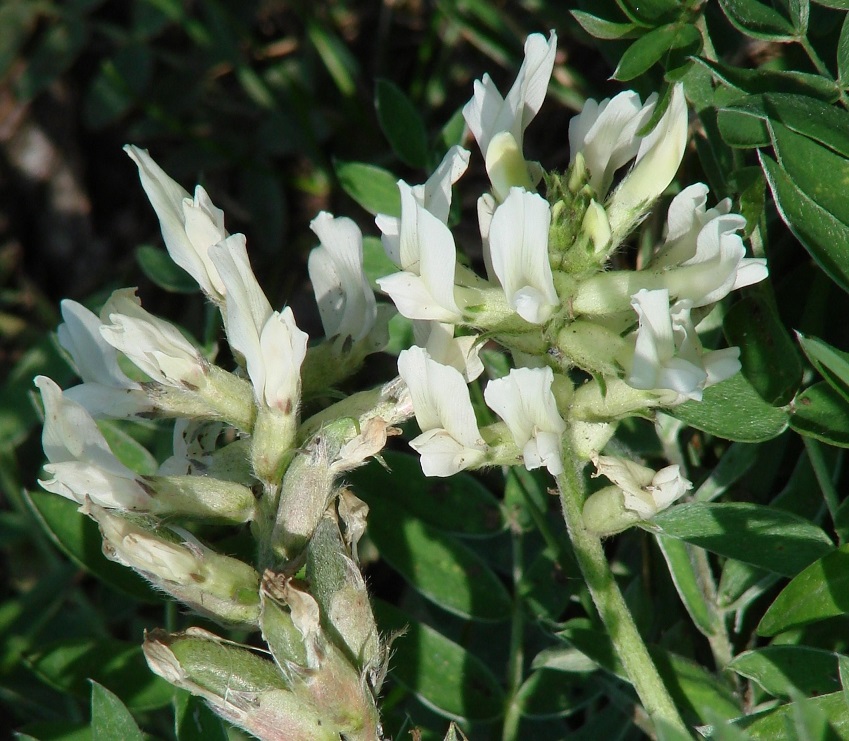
[143,475,256,523]
[270,425,342,561]
[307,513,381,674]
[85,502,261,626]
[582,485,642,536]
[556,319,628,377]
[143,628,343,741]
[606,85,688,242]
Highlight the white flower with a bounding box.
[592,455,692,518]
[489,188,558,324]
[376,184,463,323]
[653,186,768,307]
[124,145,227,301]
[35,376,149,510]
[99,288,208,389]
[56,299,151,417]
[308,212,377,342]
[652,183,732,267]
[477,193,498,281]
[607,85,689,234]
[397,346,486,477]
[626,288,741,402]
[484,366,565,475]
[376,146,470,266]
[568,90,652,197]
[463,31,556,164]
[209,235,308,412]
[413,321,484,381]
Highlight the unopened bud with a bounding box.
[583,485,642,536]
[251,404,298,488]
[270,426,341,562]
[143,474,256,523]
[307,513,381,673]
[143,628,342,741]
[556,320,627,377]
[86,502,260,625]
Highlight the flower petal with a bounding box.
[489,188,556,324]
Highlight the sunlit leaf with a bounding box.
[790,382,849,447]
[760,152,849,295]
[758,545,849,636]
[651,502,834,577]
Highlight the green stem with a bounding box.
[690,546,738,689]
[502,525,525,741]
[556,453,690,737]
[803,437,843,543]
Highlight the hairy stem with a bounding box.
[556,447,690,736]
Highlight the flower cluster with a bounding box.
[36,147,409,740]
[373,31,767,528]
[33,28,769,734]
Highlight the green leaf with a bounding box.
[90,681,144,741]
[655,535,716,636]
[651,502,834,577]
[723,294,801,405]
[373,600,505,721]
[698,58,840,102]
[334,160,400,216]
[306,20,358,97]
[770,121,849,227]
[718,0,797,41]
[27,638,173,711]
[557,622,740,724]
[758,545,849,636]
[718,559,776,612]
[174,692,228,741]
[366,504,511,621]
[135,245,197,293]
[24,490,159,603]
[790,382,849,447]
[616,0,681,24]
[97,420,158,475]
[760,152,849,295]
[730,166,767,238]
[375,79,429,169]
[730,692,849,738]
[797,332,849,400]
[613,23,701,81]
[570,10,641,40]
[361,236,397,290]
[517,548,575,621]
[717,102,771,148]
[693,442,760,502]
[839,13,849,84]
[349,451,505,536]
[512,667,598,719]
[719,93,849,156]
[0,336,75,448]
[15,722,91,741]
[670,372,789,442]
[728,646,843,698]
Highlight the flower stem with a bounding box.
[502,524,525,741]
[556,450,690,737]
